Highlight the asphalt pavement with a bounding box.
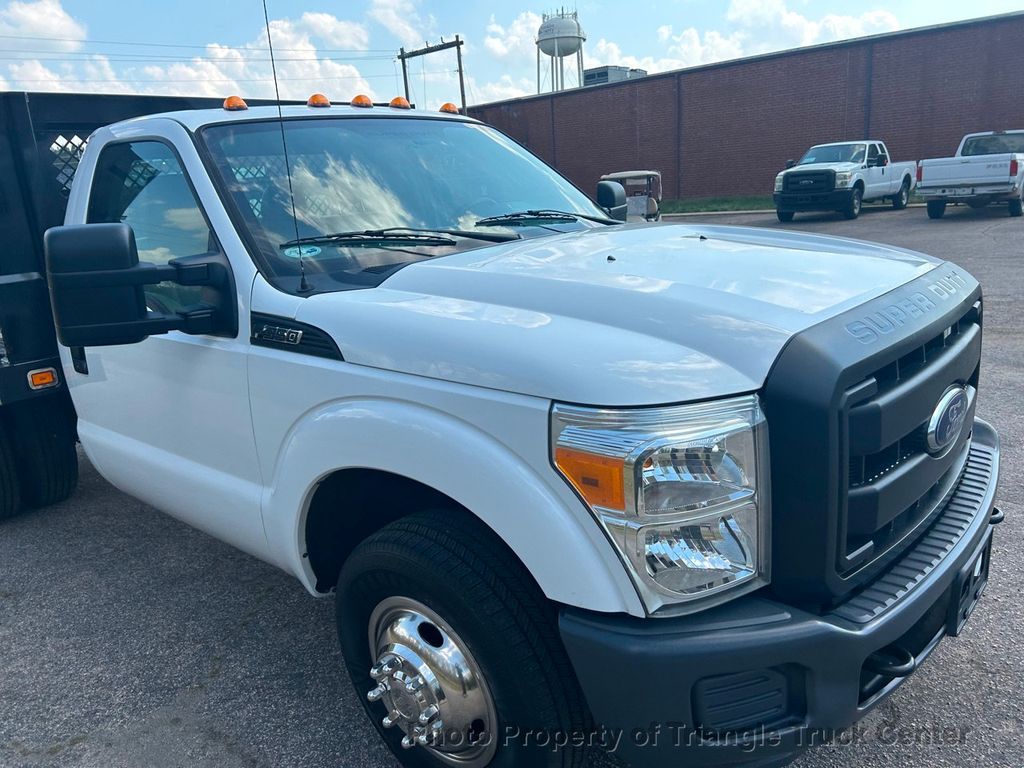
[1,203,1021,768]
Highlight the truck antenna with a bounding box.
[262,0,310,293]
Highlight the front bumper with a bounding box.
[559,419,999,768]
[774,189,852,211]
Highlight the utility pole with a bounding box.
[397,36,467,113]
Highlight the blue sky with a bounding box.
[0,0,1020,107]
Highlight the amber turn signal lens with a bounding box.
[27,368,58,390]
[223,95,248,111]
[389,96,411,109]
[553,446,626,511]
[350,94,373,108]
[438,102,460,114]
[307,93,331,108]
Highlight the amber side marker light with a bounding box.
[389,96,411,109]
[223,95,248,111]
[439,102,460,114]
[350,94,373,108]
[553,446,626,511]
[307,93,331,108]
[28,368,58,390]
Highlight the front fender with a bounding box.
[260,397,644,616]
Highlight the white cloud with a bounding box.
[368,0,433,49]
[586,1,899,79]
[484,12,542,59]
[726,0,899,50]
[297,12,369,50]
[0,2,374,99]
[470,73,532,103]
[0,0,84,52]
[657,26,746,67]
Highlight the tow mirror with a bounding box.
[785,159,796,169]
[596,180,627,221]
[44,223,237,347]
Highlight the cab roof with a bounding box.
[809,140,883,147]
[117,103,476,132]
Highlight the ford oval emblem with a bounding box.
[927,385,969,456]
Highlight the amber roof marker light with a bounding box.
[307,93,331,108]
[389,96,411,109]
[439,102,460,114]
[351,94,374,108]
[223,95,248,111]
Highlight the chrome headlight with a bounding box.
[774,174,784,192]
[551,395,770,614]
[835,171,853,188]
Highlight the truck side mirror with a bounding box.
[596,180,628,221]
[785,159,796,169]
[44,223,237,347]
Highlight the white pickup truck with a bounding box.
[773,140,916,222]
[7,93,1004,768]
[917,130,1024,218]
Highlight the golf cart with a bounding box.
[599,170,662,222]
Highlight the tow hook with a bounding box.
[864,644,916,678]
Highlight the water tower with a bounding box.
[536,9,585,93]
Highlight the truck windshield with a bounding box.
[798,143,866,165]
[200,117,604,292]
[961,134,1024,156]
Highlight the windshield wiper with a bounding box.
[474,209,622,227]
[281,226,519,250]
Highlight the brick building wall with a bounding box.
[468,13,1024,200]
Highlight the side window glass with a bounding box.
[87,141,215,313]
[867,144,880,163]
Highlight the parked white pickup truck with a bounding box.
[917,130,1024,218]
[774,140,916,222]
[11,94,1004,768]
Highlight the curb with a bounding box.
[661,203,927,218]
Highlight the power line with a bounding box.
[9,70,458,84]
[0,53,397,63]
[0,32,393,53]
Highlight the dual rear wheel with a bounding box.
[0,396,78,521]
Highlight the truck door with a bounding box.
[865,143,885,198]
[62,137,267,557]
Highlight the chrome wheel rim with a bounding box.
[367,597,498,766]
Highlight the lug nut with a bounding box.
[401,734,416,749]
[418,704,439,724]
[382,712,400,728]
[366,684,388,702]
[405,677,425,693]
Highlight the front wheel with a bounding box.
[776,209,795,223]
[892,179,910,209]
[927,200,947,219]
[842,187,863,219]
[337,510,590,768]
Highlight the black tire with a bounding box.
[0,421,22,521]
[892,179,910,210]
[337,509,590,768]
[776,209,795,223]
[1009,195,1023,217]
[8,397,78,509]
[927,200,947,219]
[842,187,863,219]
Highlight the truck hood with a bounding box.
[297,224,940,406]
[782,161,860,174]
